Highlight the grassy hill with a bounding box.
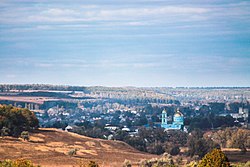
[0,128,158,167]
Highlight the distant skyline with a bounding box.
[0,0,250,87]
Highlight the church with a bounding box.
[161,108,184,130]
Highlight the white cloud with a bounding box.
[0,5,210,24]
[41,8,80,16]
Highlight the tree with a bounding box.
[198,149,230,167]
[146,142,165,155]
[211,128,250,152]
[212,128,232,148]
[0,105,39,137]
[209,102,225,114]
[230,129,248,153]
[187,129,219,158]
[166,130,187,146]
[169,146,180,156]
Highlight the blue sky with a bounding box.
[0,0,250,87]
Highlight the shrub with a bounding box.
[123,159,132,167]
[169,146,180,156]
[0,159,40,167]
[0,127,9,137]
[21,131,29,141]
[138,154,176,167]
[198,148,230,167]
[231,161,250,167]
[87,161,99,167]
[68,148,78,156]
[186,161,198,167]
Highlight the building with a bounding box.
[161,109,184,130]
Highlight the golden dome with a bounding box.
[174,110,183,117]
[174,113,181,117]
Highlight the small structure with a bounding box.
[104,125,119,131]
[65,125,73,132]
[161,109,184,130]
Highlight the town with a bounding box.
[0,85,249,138]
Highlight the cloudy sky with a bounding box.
[0,0,249,87]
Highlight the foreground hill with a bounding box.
[0,128,158,167]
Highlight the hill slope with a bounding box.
[0,128,158,167]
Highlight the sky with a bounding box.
[0,0,250,87]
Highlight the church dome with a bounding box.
[174,109,183,117]
[162,109,167,113]
[173,109,184,125]
[174,113,181,117]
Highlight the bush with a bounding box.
[147,142,165,155]
[68,148,78,156]
[169,146,180,156]
[0,159,40,167]
[139,155,176,167]
[0,127,9,137]
[123,159,132,167]
[231,161,250,167]
[198,148,230,167]
[186,161,198,167]
[87,161,99,167]
[21,131,29,141]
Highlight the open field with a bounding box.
[0,96,56,104]
[224,150,250,163]
[0,128,158,167]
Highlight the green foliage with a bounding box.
[87,161,99,167]
[123,159,132,167]
[231,161,250,167]
[21,131,29,141]
[198,149,230,167]
[211,128,250,152]
[209,102,225,114]
[138,155,176,167]
[124,127,185,155]
[186,161,198,167]
[230,129,249,153]
[68,148,78,156]
[0,105,39,137]
[0,159,40,167]
[147,142,165,155]
[188,114,237,131]
[0,127,9,137]
[187,129,220,158]
[169,146,180,156]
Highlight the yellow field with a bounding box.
[0,128,158,167]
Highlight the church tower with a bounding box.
[161,109,168,125]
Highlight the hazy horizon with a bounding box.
[1,0,250,87]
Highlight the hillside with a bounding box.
[0,128,158,167]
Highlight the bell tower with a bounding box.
[161,109,167,125]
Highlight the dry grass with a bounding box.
[0,96,54,104]
[0,128,158,167]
